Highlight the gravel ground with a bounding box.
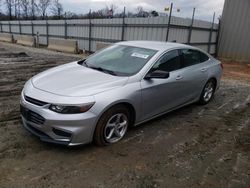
[0,42,249,188]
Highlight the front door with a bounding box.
[140,49,187,120]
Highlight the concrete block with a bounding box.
[0,33,14,43]
[48,38,78,54]
[96,42,111,51]
[16,35,36,47]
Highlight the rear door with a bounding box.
[178,49,210,102]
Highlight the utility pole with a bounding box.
[166,2,173,41]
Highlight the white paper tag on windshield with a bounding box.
[131,52,149,59]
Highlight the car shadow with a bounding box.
[131,103,199,131]
[37,101,204,153]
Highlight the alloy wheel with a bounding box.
[104,113,128,143]
[203,81,214,102]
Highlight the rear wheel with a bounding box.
[199,79,216,105]
[94,105,130,146]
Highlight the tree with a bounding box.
[50,0,63,18]
[0,0,2,14]
[30,0,37,19]
[20,0,29,19]
[135,6,150,17]
[13,0,20,19]
[64,11,79,19]
[38,0,50,19]
[151,10,159,17]
[127,11,135,18]
[5,0,14,20]
[136,6,143,16]
[90,8,106,18]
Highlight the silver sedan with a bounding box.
[20,41,223,146]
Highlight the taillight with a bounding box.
[220,63,223,69]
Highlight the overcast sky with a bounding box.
[60,0,225,21]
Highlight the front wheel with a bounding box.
[198,79,216,105]
[94,105,130,146]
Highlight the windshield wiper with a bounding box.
[89,65,117,76]
[79,60,117,76]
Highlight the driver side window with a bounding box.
[151,50,181,72]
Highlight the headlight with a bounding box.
[49,103,95,114]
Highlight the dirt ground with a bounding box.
[0,42,249,188]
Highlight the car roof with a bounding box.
[116,40,193,51]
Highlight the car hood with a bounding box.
[31,62,129,97]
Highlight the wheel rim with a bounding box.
[104,113,128,143]
[203,81,214,102]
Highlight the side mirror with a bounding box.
[144,70,170,79]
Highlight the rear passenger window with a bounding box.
[181,49,200,67]
[152,50,181,72]
[200,52,209,62]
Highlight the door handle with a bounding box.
[201,68,207,72]
[176,75,183,80]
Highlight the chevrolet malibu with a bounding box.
[20,41,222,146]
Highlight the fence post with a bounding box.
[88,9,92,52]
[121,6,126,41]
[208,12,215,54]
[0,22,2,32]
[36,32,40,48]
[9,21,11,33]
[19,20,21,34]
[64,19,67,39]
[46,20,49,46]
[215,19,221,57]
[166,2,173,41]
[188,8,195,44]
[31,21,34,36]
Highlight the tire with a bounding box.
[94,105,131,146]
[198,79,216,105]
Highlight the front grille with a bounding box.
[25,123,70,145]
[24,95,48,106]
[20,105,45,125]
[26,123,49,138]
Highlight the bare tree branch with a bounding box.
[5,0,14,20]
[136,6,144,16]
[20,0,29,19]
[30,0,38,19]
[14,0,18,18]
[38,0,50,19]
[50,0,63,18]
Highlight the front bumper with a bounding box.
[20,93,98,146]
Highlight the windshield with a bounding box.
[83,45,157,76]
